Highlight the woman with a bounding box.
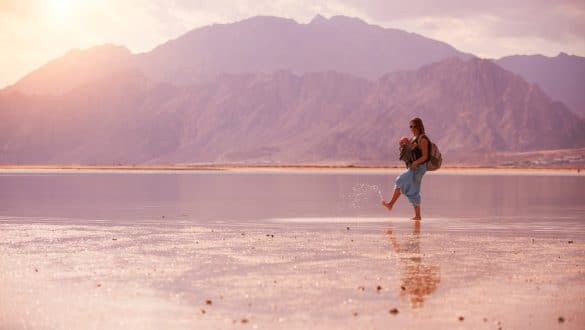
[382,117,429,220]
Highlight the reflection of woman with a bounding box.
[382,117,430,220]
[386,221,440,308]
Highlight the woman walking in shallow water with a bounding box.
[382,117,429,220]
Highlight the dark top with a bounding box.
[411,135,429,162]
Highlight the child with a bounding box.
[399,136,415,168]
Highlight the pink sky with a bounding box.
[1,0,584,88]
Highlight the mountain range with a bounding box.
[1,15,584,165]
[495,53,585,117]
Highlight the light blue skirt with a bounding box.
[394,163,427,206]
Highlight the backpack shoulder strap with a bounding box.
[420,134,432,162]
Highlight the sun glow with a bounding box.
[51,0,74,23]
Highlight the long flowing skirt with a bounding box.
[394,163,427,206]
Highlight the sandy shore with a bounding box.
[1,218,583,329]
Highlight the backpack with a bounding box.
[421,134,442,171]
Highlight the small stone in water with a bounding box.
[389,308,399,315]
[241,318,249,324]
[206,300,212,305]
[558,316,565,323]
[376,285,382,292]
[568,240,573,244]
[346,227,350,230]
[458,316,464,321]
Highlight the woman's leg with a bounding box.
[382,188,401,211]
[410,164,426,220]
[412,205,421,220]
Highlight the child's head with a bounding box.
[399,136,410,146]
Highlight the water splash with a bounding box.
[346,184,384,209]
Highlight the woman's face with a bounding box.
[409,122,419,136]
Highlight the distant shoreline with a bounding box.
[0,164,582,174]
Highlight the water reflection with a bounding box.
[386,221,441,308]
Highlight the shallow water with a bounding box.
[1,170,584,329]
[1,170,584,231]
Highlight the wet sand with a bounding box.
[1,218,583,329]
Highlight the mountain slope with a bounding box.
[135,15,468,85]
[1,58,583,165]
[5,44,132,96]
[4,15,468,96]
[495,53,585,117]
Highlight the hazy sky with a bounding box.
[1,0,584,88]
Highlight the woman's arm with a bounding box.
[411,136,429,170]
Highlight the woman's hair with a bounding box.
[410,117,425,135]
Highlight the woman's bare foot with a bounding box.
[382,200,393,211]
[411,216,421,221]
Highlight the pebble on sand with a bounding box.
[376,285,382,292]
[241,318,249,324]
[353,312,358,317]
[558,316,565,323]
[34,268,38,272]
[568,240,573,244]
[346,227,350,230]
[458,316,464,321]
[206,299,212,305]
[200,309,206,314]
[389,308,399,315]
[96,283,102,287]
